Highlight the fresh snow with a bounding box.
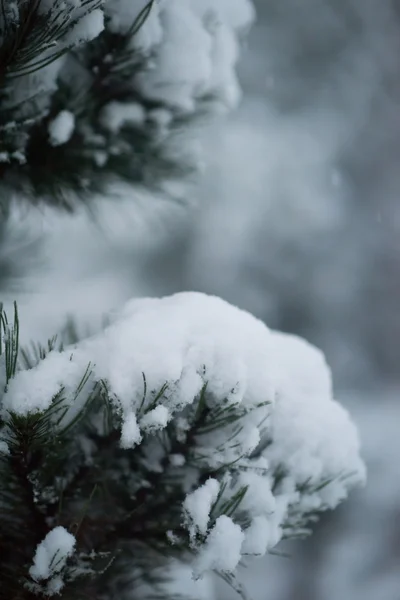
[104,0,255,112]
[242,515,274,556]
[194,515,245,575]
[120,412,142,449]
[1,292,365,575]
[183,478,220,540]
[131,0,255,112]
[140,404,171,432]
[29,526,76,595]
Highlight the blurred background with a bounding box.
[2,1,400,598]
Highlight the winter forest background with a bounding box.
[1,1,399,599]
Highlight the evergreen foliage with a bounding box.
[0,294,365,600]
[0,303,261,599]
[0,2,365,600]
[0,0,204,210]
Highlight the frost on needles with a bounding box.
[0,293,365,599]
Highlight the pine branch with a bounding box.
[0,297,365,599]
[0,1,103,79]
[0,1,200,210]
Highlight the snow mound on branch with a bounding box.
[2,292,275,424]
[29,526,76,596]
[194,515,245,575]
[1,292,365,571]
[106,0,256,112]
[183,478,220,540]
[2,292,364,468]
[266,332,363,506]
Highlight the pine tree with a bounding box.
[0,2,365,600]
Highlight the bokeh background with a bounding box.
[2,1,400,598]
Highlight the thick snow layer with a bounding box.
[103,0,255,113]
[131,0,255,112]
[29,526,76,594]
[2,292,275,423]
[1,292,365,573]
[264,332,364,505]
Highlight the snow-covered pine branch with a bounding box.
[0,292,365,599]
[0,0,255,209]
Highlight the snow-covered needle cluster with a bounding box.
[0,293,365,598]
[0,0,254,207]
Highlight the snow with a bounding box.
[265,332,365,500]
[2,292,272,423]
[0,1,105,165]
[100,102,146,133]
[104,0,162,43]
[136,2,212,113]
[194,515,244,575]
[120,412,142,449]
[207,21,242,108]
[46,576,64,595]
[36,2,104,44]
[0,440,9,454]
[48,111,75,147]
[132,0,256,112]
[183,478,220,540]
[3,349,88,416]
[148,108,173,128]
[242,516,273,555]
[1,0,254,208]
[237,470,276,517]
[233,390,400,600]
[170,453,185,467]
[1,292,364,475]
[29,526,76,595]
[66,8,104,44]
[188,0,255,30]
[0,292,365,574]
[140,404,171,432]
